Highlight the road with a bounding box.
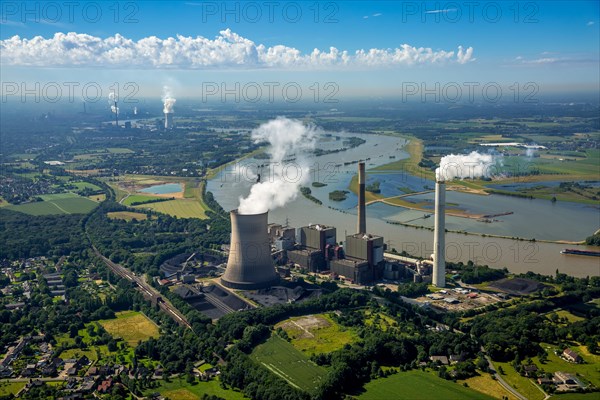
[482,347,527,400]
[92,246,192,330]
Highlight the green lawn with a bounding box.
[99,311,160,346]
[358,370,495,400]
[0,381,25,396]
[144,377,247,399]
[250,335,327,394]
[276,314,358,356]
[495,362,545,400]
[6,196,98,215]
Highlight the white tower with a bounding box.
[433,181,446,287]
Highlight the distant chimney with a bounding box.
[357,162,366,234]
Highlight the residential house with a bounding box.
[562,348,583,364]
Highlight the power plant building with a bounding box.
[287,224,336,272]
[221,210,279,290]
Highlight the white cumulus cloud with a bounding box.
[0,29,475,69]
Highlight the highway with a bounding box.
[92,246,192,330]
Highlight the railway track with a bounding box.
[92,246,192,329]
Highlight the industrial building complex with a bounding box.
[218,162,447,288]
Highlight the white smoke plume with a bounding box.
[435,151,497,181]
[238,117,318,214]
[108,92,119,114]
[162,86,176,113]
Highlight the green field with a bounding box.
[276,314,357,356]
[122,194,161,206]
[251,335,327,394]
[107,211,148,221]
[0,381,25,396]
[495,361,545,400]
[99,311,160,346]
[71,181,102,191]
[107,148,134,154]
[358,370,495,400]
[6,196,98,215]
[143,377,247,399]
[548,393,600,399]
[134,198,208,219]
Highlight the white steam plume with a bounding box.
[435,151,497,181]
[108,91,119,114]
[162,86,176,113]
[238,117,318,214]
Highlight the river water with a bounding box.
[208,132,600,278]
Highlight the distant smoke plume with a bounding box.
[238,117,318,214]
[435,151,497,181]
[108,92,119,115]
[162,86,176,113]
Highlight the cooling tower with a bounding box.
[221,210,279,290]
[433,181,446,287]
[357,162,366,234]
[164,113,173,130]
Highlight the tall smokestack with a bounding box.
[114,101,119,126]
[357,162,366,234]
[433,180,446,287]
[221,210,279,290]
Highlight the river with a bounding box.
[207,132,600,278]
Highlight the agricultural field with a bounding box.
[88,193,106,202]
[107,211,148,221]
[276,314,357,356]
[144,378,247,400]
[250,335,326,394]
[134,198,208,219]
[107,148,135,154]
[5,194,98,215]
[358,370,495,400]
[99,311,160,346]
[459,374,518,400]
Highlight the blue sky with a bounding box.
[1,1,598,100]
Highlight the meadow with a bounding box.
[358,370,495,400]
[143,377,247,400]
[134,198,208,219]
[250,335,326,394]
[276,314,357,356]
[107,211,148,221]
[99,311,160,346]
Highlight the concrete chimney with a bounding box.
[221,210,279,290]
[433,181,446,287]
[357,162,366,234]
